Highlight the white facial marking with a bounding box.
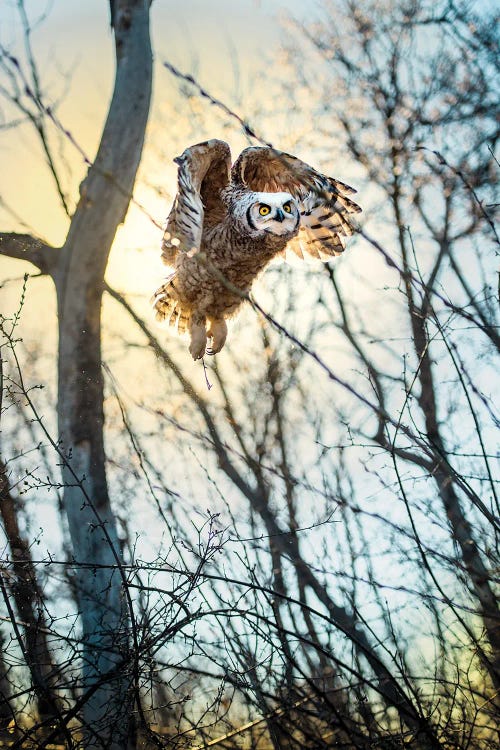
[246,192,300,237]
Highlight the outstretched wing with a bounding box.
[231,146,361,260]
[161,139,232,265]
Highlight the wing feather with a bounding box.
[161,139,231,265]
[232,146,361,260]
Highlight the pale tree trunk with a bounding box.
[53,2,152,746]
[0,1,152,747]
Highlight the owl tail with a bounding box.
[151,275,190,334]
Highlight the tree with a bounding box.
[0,456,62,727]
[1,1,152,746]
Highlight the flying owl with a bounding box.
[152,139,361,359]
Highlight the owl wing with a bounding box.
[161,139,232,264]
[231,147,361,260]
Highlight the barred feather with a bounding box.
[233,146,361,261]
[287,185,361,259]
[162,140,231,265]
[151,273,190,334]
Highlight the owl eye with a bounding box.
[283,202,292,213]
[259,204,271,216]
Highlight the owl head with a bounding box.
[242,191,300,237]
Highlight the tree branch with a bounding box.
[0,232,58,275]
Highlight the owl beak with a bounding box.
[274,208,285,223]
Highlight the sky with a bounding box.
[0,0,374,449]
[0,0,397,464]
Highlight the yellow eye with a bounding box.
[283,202,292,213]
[259,204,270,216]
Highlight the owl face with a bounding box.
[245,192,300,237]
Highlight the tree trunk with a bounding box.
[52,2,152,746]
[397,202,500,690]
[0,460,62,725]
[0,631,14,729]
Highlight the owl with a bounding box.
[152,139,361,359]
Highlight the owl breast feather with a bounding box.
[174,223,289,317]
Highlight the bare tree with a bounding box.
[1,1,152,746]
[0,631,14,729]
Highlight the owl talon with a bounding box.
[206,318,228,355]
[189,316,207,360]
[190,348,206,360]
[189,338,207,360]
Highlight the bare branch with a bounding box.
[0,232,58,275]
